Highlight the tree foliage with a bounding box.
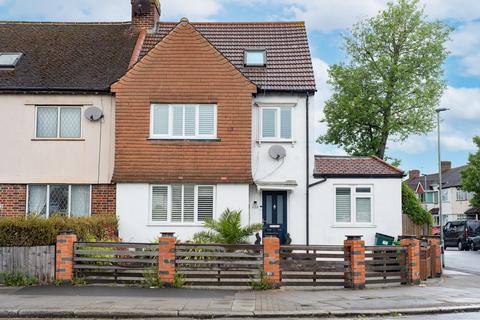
[402,182,432,225]
[192,209,262,244]
[461,136,480,208]
[318,0,451,159]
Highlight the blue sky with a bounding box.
[1,0,479,175]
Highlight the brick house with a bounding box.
[0,0,405,245]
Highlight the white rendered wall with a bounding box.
[309,178,402,245]
[0,94,115,184]
[251,93,309,244]
[117,183,250,243]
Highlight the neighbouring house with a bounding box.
[0,0,405,245]
[405,161,476,226]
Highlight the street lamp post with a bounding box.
[436,107,449,267]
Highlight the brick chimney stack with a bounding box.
[441,161,451,172]
[131,0,160,31]
[409,170,420,180]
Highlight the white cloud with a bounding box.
[161,0,222,21]
[448,22,480,76]
[441,86,480,120]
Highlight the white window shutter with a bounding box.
[184,105,196,136]
[171,185,183,222]
[280,107,292,139]
[183,185,195,222]
[153,105,169,135]
[152,186,168,221]
[355,197,371,223]
[197,186,214,221]
[336,188,351,223]
[199,105,214,135]
[262,108,277,138]
[172,105,184,136]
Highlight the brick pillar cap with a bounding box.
[60,230,76,235]
[346,235,363,240]
[161,232,175,237]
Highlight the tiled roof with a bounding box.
[405,166,466,191]
[140,21,316,92]
[0,22,138,92]
[313,155,404,178]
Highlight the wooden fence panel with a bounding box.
[280,245,347,287]
[0,246,55,282]
[73,242,158,284]
[420,242,432,281]
[402,214,429,237]
[175,244,263,286]
[365,246,407,285]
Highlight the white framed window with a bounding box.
[0,52,22,68]
[244,49,266,66]
[456,190,473,201]
[36,106,82,138]
[150,184,215,224]
[441,189,449,203]
[421,191,438,204]
[27,184,91,218]
[335,185,373,224]
[150,104,217,139]
[260,106,293,141]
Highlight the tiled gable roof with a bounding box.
[405,166,467,191]
[314,155,404,178]
[140,21,316,92]
[0,22,138,92]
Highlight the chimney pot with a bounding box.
[131,0,160,31]
[409,170,420,180]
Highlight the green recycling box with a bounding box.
[375,233,395,246]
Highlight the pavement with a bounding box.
[1,271,480,319]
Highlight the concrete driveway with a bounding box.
[445,247,480,275]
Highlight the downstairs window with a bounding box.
[27,184,91,217]
[335,186,373,224]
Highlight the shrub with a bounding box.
[249,272,271,290]
[402,182,433,226]
[0,214,118,247]
[172,273,185,288]
[142,267,162,288]
[0,272,38,286]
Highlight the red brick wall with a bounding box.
[91,184,116,214]
[112,21,257,184]
[0,185,26,217]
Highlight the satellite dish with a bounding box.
[132,0,151,16]
[84,107,104,121]
[268,145,287,160]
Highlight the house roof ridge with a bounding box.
[0,21,131,26]
[371,156,404,174]
[159,21,306,26]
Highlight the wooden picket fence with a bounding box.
[0,246,55,282]
[73,242,158,283]
[175,244,263,286]
[365,246,408,285]
[279,245,347,287]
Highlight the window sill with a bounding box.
[31,138,85,141]
[331,224,377,228]
[256,140,295,144]
[147,223,205,227]
[147,137,221,142]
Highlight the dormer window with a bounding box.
[244,49,266,66]
[0,52,22,68]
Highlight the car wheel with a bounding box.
[458,241,464,251]
[473,244,479,252]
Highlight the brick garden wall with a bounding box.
[0,185,26,217]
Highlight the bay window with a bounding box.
[150,104,216,139]
[335,186,373,224]
[151,185,215,223]
[27,184,91,217]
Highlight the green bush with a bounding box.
[249,272,271,290]
[0,214,118,246]
[0,272,38,286]
[402,182,433,226]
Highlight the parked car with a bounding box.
[443,220,480,250]
[468,235,480,251]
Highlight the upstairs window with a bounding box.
[260,106,292,141]
[0,52,22,68]
[244,49,266,66]
[421,191,438,204]
[150,104,217,139]
[36,106,82,139]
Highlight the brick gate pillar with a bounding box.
[400,237,421,285]
[428,237,442,277]
[263,236,280,288]
[158,233,176,286]
[55,231,77,282]
[344,235,365,289]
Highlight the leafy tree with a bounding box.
[318,0,451,159]
[461,136,480,208]
[192,209,262,244]
[402,182,432,226]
